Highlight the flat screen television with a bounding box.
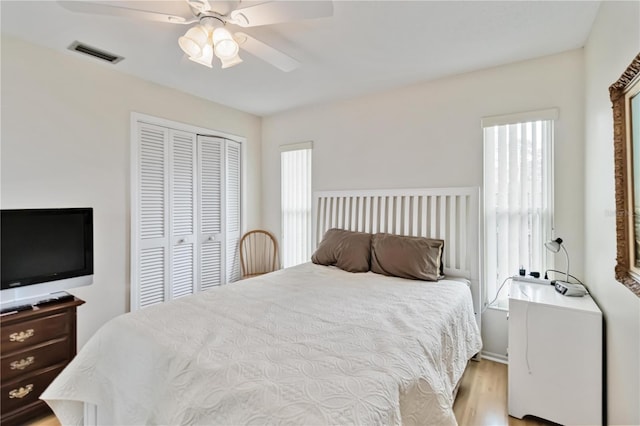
[1,208,93,305]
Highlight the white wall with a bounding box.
[262,50,585,357]
[1,36,262,347]
[584,2,640,424]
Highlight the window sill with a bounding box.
[484,303,509,312]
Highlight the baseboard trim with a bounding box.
[481,351,508,364]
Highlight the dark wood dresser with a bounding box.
[1,298,84,425]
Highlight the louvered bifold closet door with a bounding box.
[170,130,197,299]
[226,141,242,283]
[136,123,170,309]
[198,136,226,290]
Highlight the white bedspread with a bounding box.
[42,263,481,426]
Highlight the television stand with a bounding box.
[0,296,84,425]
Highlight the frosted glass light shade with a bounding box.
[212,27,239,59]
[179,25,208,58]
[212,27,232,44]
[220,53,243,69]
[215,39,239,59]
[189,43,214,68]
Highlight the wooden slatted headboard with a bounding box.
[313,187,482,329]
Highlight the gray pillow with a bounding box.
[311,228,372,273]
[371,233,444,281]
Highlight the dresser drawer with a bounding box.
[1,364,65,415]
[1,313,69,353]
[1,338,70,381]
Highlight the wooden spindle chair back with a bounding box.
[239,230,280,279]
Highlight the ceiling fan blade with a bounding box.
[186,0,212,15]
[230,1,333,28]
[57,1,196,24]
[235,32,300,72]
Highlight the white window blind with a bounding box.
[280,142,312,268]
[483,110,555,307]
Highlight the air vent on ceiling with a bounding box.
[68,41,124,64]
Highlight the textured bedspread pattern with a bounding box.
[42,263,482,425]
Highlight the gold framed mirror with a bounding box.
[611,53,640,297]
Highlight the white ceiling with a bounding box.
[1,1,600,116]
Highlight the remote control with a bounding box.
[0,304,33,315]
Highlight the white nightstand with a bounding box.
[508,281,603,425]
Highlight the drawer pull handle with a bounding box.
[10,356,35,370]
[9,384,33,399]
[9,329,34,342]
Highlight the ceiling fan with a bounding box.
[58,0,334,71]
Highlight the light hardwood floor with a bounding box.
[453,359,558,426]
[29,359,556,426]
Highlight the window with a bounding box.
[483,109,556,308]
[280,142,312,268]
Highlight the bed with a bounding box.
[41,187,483,425]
